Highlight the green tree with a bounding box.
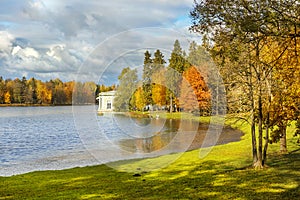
[114,67,138,111]
[12,78,23,104]
[166,40,186,112]
[168,40,186,73]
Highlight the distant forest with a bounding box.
[0,76,115,105]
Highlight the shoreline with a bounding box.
[0,111,241,177]
[0,126,243,177]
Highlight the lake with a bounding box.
[0,106,243,176]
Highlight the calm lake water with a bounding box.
[0,106,242,176]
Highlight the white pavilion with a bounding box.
[96,90,116,112]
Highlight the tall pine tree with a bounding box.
[166,40,185,112]
[142,50,153,107]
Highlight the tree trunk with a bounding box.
[263,72,271,166]
[249,63,258,167]
[262,122,269,166]
[251,116,258,165]
[256,93,263,168]
[280,125,288,153]
[255,43,263,169]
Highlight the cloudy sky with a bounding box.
[0,0,201,85]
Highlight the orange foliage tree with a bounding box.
[180,66,211,113]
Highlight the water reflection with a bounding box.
[117,118,243,154]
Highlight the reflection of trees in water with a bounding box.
[122,132,174,153]
[118,118,243,154]
[138,134,164,153]
[118,119,192,153]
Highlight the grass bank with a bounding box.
[0,113,299,199]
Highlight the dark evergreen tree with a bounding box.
[168,40,186,73]
[142,50,153,106]
[30,78,38,104]
[166,40,186,112]
[20,76,27,103]
[0,77,5,104]
[152,49,166,72]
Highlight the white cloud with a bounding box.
[0,31,14,52]
[0,0,198,82]
[11,46,21,56]
[46,44,65,61]
[11,46,39,59]
[23,47,40,58]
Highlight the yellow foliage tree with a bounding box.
[36,81,52,104]
[134,87,146,111]
[152,69,166,107]
[4,91,11,104]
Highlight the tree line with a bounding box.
[190,0,300,168]
[114,40,214,115]
[0,76,115,105]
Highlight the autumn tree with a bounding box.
[0,77,5,103]
[190,0,300,168]
[187,41,226,115]
[64,81,74,105]
[4,91,11,104]
[83,82,97,103]
[0,76,115,105]
[5,79,13,104]
[152,69,167,108]
[151,49,167,109]
[265,37,300,153]
[133,87,146,111]
[180,66,211,114]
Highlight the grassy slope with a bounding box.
[0,113,299,200]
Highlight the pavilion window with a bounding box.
[107,99,112,109]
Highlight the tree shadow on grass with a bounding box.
[116,149,300,199]
[0,149,299,200]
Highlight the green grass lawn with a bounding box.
[1,113,299,199]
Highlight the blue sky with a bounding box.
[0,0,201,85]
